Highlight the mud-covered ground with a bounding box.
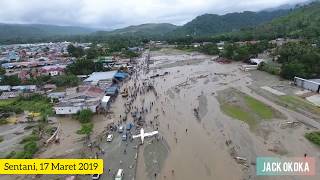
[1,48,319,180]
[133,48,320,180]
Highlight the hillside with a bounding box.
[95,23,178,38]
[0,24,96,44]
[168,9,290,38]
[219,1,320,40]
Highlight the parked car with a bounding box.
[107,134,113,142]
[122,134,127,141]
[126,123,133,131]
[115,169,124,180]
[118,126,124,133]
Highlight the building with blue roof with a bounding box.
[114,72,129,81]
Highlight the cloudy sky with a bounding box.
[0,0,309,29]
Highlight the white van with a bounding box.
[115,169,124,180]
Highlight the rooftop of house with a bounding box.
[84,71,117,82]
[40,65,67,71]
[55,99,100,107]
[64,86,105,100]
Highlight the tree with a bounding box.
[0,67,6,75]
[86,47,99,59]
[66,57,107,75]
[122,50,140,58]
[25,75,51,86]
[1,75,21,86]
[277,42,320,79]
[222,44,235,59]
[280,62,306,79]
[75,109,93,123]
[67,44,85,58]
[50,74,79,87]
[66,58,95,75]
[199,44,219,55]
[233,46,250,61]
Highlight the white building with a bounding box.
[294,77,320,93]
[54,100,100,115]
[83,71,117,85]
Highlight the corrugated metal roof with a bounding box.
[84,71,117,82]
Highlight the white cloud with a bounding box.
[0,0,309,29]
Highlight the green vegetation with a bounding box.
[0,99,15,106]
[218,89,282,130]
[77,122,94,135]
[24,75,51,86]
[221,104,256,127]
[0,98,24,115]
[12,129,40,159]
[66,58,104,75]
[122,50,140,58]
[0,103,24,115]
[276,42,320,79]
[9,74,80,87]
[19,134,39,144]
[0,67,6,75]
[215,2,320,41]
[15,140,39,159]
[305,131,320,146]
[67,44,85,58]
[169,10,289,38]
[219,40,319,80]
[176,45,197,52]
[0,8,290,45]
[13,95,53,116]
[74,109,94,123]
[0,75,21,86]
[101,23,178,39]
[0,135,3,143]
[244,95,273,119]
[198,44,219,55]
[176,44,219,55]
[0,94,53,116]
[50,74,79,87]
[5,122,52,159]
[257,62,281,75]
[5,151,16,159]
[221,41,272,61]
[74,109,94,135]
[278,96,320,115]
[0,24,94,44]
[0,119,8,125]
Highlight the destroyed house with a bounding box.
[54,86,104,115]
